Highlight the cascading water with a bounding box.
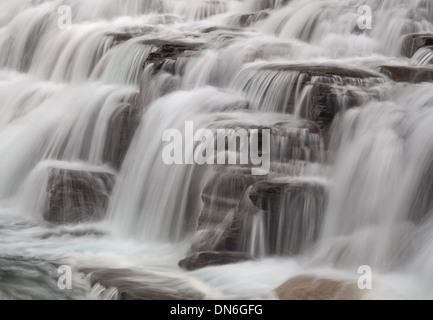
[1,0,433,300]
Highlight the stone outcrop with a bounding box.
[44,168,115,224]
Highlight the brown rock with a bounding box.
[275,276,363,300]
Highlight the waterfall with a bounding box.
[1,0,433,300]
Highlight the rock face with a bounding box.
[103,98,141,170]
[179,252,253,271]
[81,268,206,300]
[234,64,382,130]
[379,65,433,83]
[275,276,363,300]
[401,33,433,58]
[199,168,258,228]
[44,168,115,224]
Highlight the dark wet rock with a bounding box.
[401,33,433,58]
[379,65,433,83]
[178,252,253,271]
[142,40,203,72]
[247,179,327,255]
[235,64,382,130]
[303,83,380,130]
[44,168,115,224]
[249,180,326,211]
[275,276,363,300]
[103,96,141,170]
[80,268,205,300]
[198,168,258,229]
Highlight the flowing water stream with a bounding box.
[1,0,433,300]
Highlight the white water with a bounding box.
[1,0,433,300]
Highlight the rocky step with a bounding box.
[401,33,433,58]
[201,168,258,207]
[80,268,206,300]
[246,179,328,255]
[44,168,115,224]
[249,179,327,211]
[178,252,253,271]
[142,40,203,73]
[234,64,383,130]
[379,65,433,83]
[275,275,363,300]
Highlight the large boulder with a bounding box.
[44,168,115,224]
[275,275,363,300]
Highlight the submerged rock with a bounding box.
[275,275,363,300]
[178,252,253,271]
[44,168,115,224]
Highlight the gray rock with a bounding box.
[44,168,115,224]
